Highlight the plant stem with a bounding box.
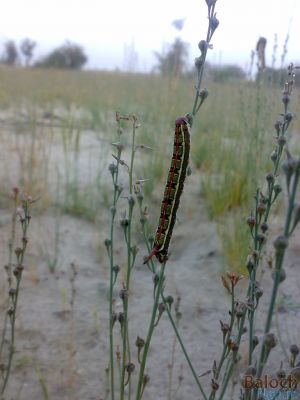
[120,116,137,400]
[0,194,17,359]
[162,293,208,400]
[135,262,166,400]
[107,133,122,400]
[191,2,216,122]
[1,196,31,395]
[129,116,137,195]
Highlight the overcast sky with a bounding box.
[1,0,299,71]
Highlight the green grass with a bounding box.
[0,66,299,271]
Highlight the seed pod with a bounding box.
[198,40,207,54]
[277,135,287,146]
[199,88,209,101]
[119,288,128,301]
[118,312,124,325]
[270,150,278,163]
[195,57,203,69]
[165,295,174,307]
[257,202,267,215]
[236,302,246,318]
[220,320,230,337]
[120,218,129,228]
[252,335,259,349]
[15,247,22,258]
[116,183,123,195]
[228,339,239,353]
[112,265,120,275]
[126,363,135,374]
[211,15,219,32]
[158,303,166,315]
[7,308,14,317]
[143,374,150,386]
[272,268,286,283]
[211,378,219,392]
[290,344,299,356]
[104,238,111,249]
[246,255,255,274]
[285,112,293,123]
[128,195,135,208]
[266,172,275,184]
[282,93,290,107]
[246,216,256,229]
[261,222,268,233]
[276,368,286,379]
[263,333,277,350]
[256,233,266,246]
[108,163,117,175]
[254,283,264,300]
[273,184,282,197]
[135,336,145,350]
[273,236,289,251]
[274,121,282,135]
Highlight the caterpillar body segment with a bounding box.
[144,116,190,264]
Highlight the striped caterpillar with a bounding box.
[145,116,191,264]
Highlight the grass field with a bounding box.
[0,66,299,257]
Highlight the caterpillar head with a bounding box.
[175,114,193,127]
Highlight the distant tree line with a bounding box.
[153,37,300,86]
[0,39,87,70]
[153,38,246,82]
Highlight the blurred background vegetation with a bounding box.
[0,31,299,274]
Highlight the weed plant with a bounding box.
[104,2,300,400]
[105,1,219,398]
[0,189,35,396]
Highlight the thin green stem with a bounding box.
[162,293,208,400]
[191,3,217,123]
[108,221,116,400]
[121,116,136,399]
[129,117,137,195]
[135,262,166,400]
[217,359,235,400]
[107,129,122,400]
[120,205,133,400]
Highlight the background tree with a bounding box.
[205,63,246,83]
[154,38,189,76]
[20,38,37,67]
[35,41,87,69]
[1,40,19,66]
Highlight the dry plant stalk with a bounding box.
[0,189,35,396]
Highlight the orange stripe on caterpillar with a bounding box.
[144,116,190,264]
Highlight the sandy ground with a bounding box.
[0,119,300,400]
